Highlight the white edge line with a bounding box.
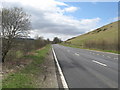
[92,60,107,67]
[52,47,69,89]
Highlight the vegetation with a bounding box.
[2,7,51,63]
[2,7,52,88]
[60,43,120,54]
[63,21,119,53]
[2,7,31,63]
[52,37,62,44]
[2,45,51,88]
[2,37,50,65]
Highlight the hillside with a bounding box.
[65,21,119,52]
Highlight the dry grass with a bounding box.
[65,21,119,52]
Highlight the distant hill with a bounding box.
[65,21,119,52]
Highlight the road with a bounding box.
[52,44,118,88]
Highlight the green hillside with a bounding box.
[64,21,119,52]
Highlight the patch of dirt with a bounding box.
[37,47,45,51]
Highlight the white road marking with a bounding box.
[92,60,107,67]
[114,58,118,60]
[107,56,111,58]
[75,53,79,56]
[67,50,70,52]
[52,47,69,89]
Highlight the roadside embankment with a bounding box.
[2,45,58,88]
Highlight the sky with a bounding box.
[1,0,118,41]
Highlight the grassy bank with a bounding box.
[3,45,51,88]
[60,43,120,54]
[66,21,119,52]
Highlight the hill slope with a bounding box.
[65,21,119,52]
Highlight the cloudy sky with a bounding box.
[1,0,118,40]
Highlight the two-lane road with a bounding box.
[52,44,118,88]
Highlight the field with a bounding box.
[64,21,119,53]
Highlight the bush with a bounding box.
[84,39,118,51]
[4,38,49,63]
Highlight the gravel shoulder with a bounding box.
[36,49,59,88]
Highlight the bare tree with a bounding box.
[2,7,31,63]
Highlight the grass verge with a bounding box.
[60,43,120,54]
[2,45,51,88]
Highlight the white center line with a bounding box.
[92,60,107,67]
[107,56,111,58]
[114,58,118,60]
[75,53,79,56]
[67,50,70,52]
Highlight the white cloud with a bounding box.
[2,0,101,40]
[29,30,76,41]
[64,6,78,12]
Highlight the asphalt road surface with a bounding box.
[52,44,118,88]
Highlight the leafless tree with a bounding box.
[2,7,31,63]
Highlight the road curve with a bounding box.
[52,44,118,88]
